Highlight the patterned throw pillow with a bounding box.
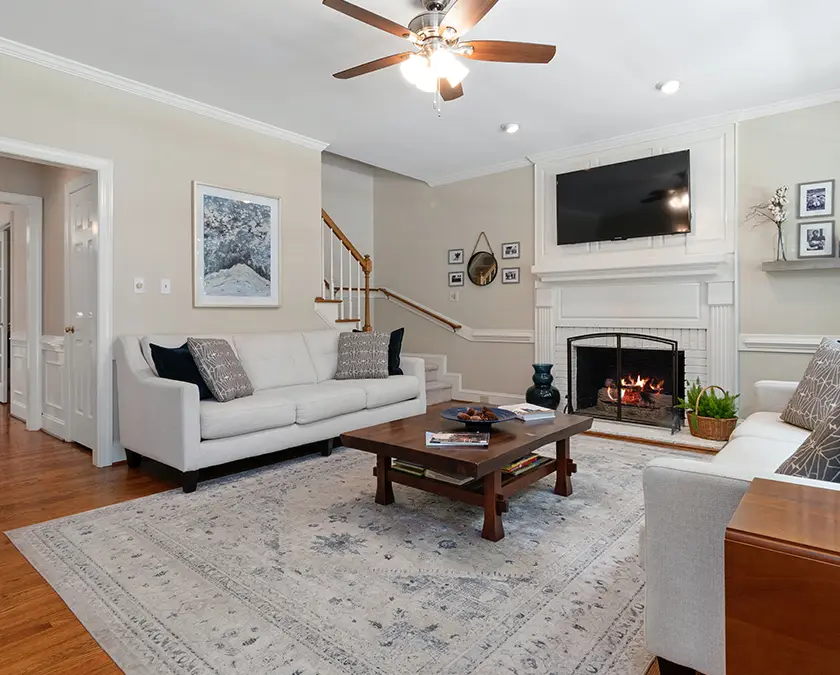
[187,338,254,403]
[334,331,390,380]
[781,338,840,430]
[777,403,840,482]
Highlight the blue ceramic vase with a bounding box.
[525,363,561,410]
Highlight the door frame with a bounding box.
[0,135,115,468]
[0,223,10,404]
[0,191,43,432]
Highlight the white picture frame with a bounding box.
[501,242,520,259]
[448,271,464,287]
[797,221,835,259]
[501,267,520,284]
[448,248,464,265]
[797,179,834,219]
[193,182,280,307]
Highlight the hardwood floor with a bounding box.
[0,406,694,675]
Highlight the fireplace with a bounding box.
[566,333,685,428]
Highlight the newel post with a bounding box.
[363,255,372,332]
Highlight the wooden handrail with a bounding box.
[378,287,462,331]
[322,209,366,266]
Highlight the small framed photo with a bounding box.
[501,267,520,284]
[448,249,464,265]
[798,221,835,258]
[502,242,520,259]
[448,271,464,287]
[797,180,834,219]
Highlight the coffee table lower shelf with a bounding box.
[373,452,576,541]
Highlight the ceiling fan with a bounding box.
[323,0,556,102]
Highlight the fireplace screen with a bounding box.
[566,333,685,428]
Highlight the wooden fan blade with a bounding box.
[442,0,499,35]
[333,52,413,79]
[462,40,556,63]
[323,0,418,42]
[439,79,464,101]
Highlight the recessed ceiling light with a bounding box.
[501,123,520,134]
[656,80,681,95]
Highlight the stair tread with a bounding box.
[426,381,452,391]
[424,364,439,372]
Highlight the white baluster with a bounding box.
[321,218,326,298]
[339,244,344,319]
[347,248,353,320]
[357,261,362,327]
[329,230,335,300]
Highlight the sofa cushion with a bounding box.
[712,436,800,474]
[730,411,811,445]
[303,330,339,382]
[335,331,390,380]
[150,342,213,400]
[188,338,254,403]
[199,390,296,440]
[233,333,318,391]
[276,384,367,424]
[324,376,420,409]
[777,403,840,482]
[781,338,840,430]
[140,334,235,375]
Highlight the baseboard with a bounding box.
[41,414,67,440]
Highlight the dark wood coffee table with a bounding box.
[340,403,593,541]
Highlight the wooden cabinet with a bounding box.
[725,478,840,674]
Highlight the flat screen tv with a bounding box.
[556,150,691,245]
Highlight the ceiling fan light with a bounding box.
[446,59,469,87]
[415,70,439,93]
[400,54,428,86]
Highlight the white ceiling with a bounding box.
[1,0,839,183]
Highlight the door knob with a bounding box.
[64,325,75,334]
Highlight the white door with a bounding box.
[66,177,97,450]
[0,228,8,404]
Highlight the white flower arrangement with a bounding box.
[747,186,789,261]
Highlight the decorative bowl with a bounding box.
[440,406,517,432]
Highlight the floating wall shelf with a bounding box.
[762,259,840,273]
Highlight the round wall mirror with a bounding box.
[467,251,498,286]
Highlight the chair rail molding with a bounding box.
[739,334,832,354]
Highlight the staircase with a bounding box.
[425,362,453,405]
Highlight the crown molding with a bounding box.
[424,158,533,187]
[0,38,330,152]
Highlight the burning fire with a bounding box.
[606,374,665,406]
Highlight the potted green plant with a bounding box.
[676,378,740,441]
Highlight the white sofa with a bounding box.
[643,380,840,675]
[115,331,426,492]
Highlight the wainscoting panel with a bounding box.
[558,283,704,326]
[41,336,67,439]
[10,333,27,422]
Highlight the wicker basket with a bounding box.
[686,385,738,441]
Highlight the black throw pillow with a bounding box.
[389,327,404,376]
[150,342,213,400]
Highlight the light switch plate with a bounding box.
[134,278,145,294]
[160,278,171,294]
[449,291,460,302]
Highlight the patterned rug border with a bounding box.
[7,440,706,675]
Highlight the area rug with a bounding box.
[8,437,696,674]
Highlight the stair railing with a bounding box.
[321,209,372,332]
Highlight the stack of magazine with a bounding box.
[499,403,556,422]
[392,460,425,477]
[425,431,490,447]
[501,454,553,476]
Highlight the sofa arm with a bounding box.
[115,340,201,472]
[754,380,799,414]
[643,457,757,675]
[400,356,427,409]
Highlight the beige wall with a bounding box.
[0,54,324,336]
[738,102,840,414]
[373,166,535,396]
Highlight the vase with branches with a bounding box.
[746,186,789,261]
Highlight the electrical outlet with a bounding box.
[160,278,171,294]
[449,291,460,302]
[134,278,145,294]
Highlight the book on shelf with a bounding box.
[501,454,541,474]
[499,403,556,422]
[424,469,475,486]
[425,431,490,448]
[506,456,553,476]
[392,460,425,477]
